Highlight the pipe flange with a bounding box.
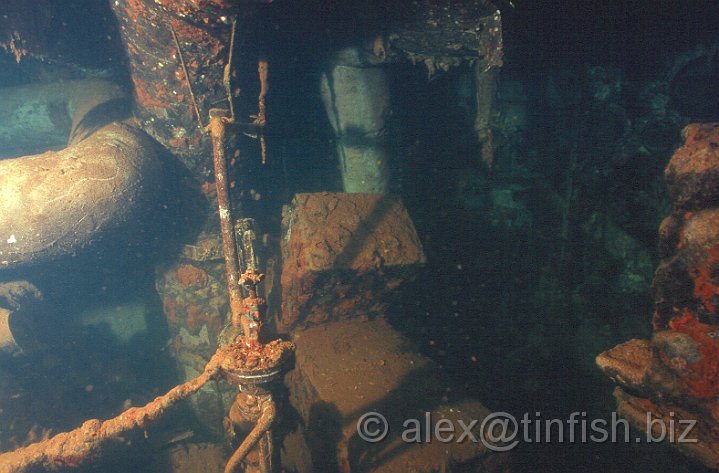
[218,337,295,387]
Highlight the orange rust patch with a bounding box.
[682,124,719,146]
[154,0,194,16]
[124,0,147,23]
[175,265,208,288]
[185,301,225,340]
[186,303,203,333]
[668,310,719,399]
[689,244,719,313]
[1,32,29,62]
[163,297,179,326]
[126,41,139,57]
[201,181,217,199]
[154,0,231,16]
[132,77,171,110]
[168,137,188,149]
[336,298,355,313]
[169,18,225,65]
[638,397,656,412]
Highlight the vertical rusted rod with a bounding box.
[257,59,268,164]
[171,25,204,129]
[258,429,273,472]
[209,108,246,335]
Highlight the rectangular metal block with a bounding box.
[279,193,425,330]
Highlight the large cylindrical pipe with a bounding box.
[0,80,161,268]
[320,49,392,193]
[110,0,261,178]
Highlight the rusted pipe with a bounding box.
[258,430,273,472]
[209,109,249,339]
[224,397,276,473]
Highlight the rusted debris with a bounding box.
[256,60,268,128]
[238,268,264,343]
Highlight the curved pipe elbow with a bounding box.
[0,80,161,268]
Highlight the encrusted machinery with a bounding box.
[220,333,290,473]
[597,123,719,469]
[219,332,293,473]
